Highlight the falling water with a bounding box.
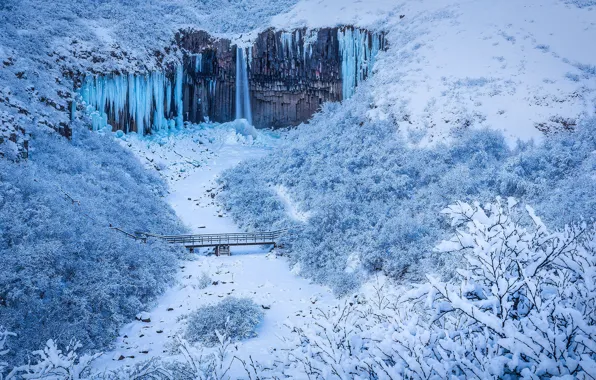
[235,47,253,124]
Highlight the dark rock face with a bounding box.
[176,28,346,128]
[79,27,386,133]
[248,28,343,128]
[176,30,236,124]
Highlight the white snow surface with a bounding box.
[92,123,333,374]
[273,0,595,145]
[369,0,596,145]
[271,0,397,30]
[273,184,312,223]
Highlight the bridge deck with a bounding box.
[139,230,284,249]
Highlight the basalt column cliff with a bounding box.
[79,27,386,133]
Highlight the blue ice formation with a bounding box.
[175,65,184,129]
[79,66,184,135]
[235,47,252,125]
[194,53,203,73]
[338,28,384,99]
[192,53,217,100]
[279,29,314,63]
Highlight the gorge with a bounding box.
[78,27,386,133]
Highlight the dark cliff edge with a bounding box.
[77,27,386,133]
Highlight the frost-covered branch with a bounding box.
[0,328,16,380]
[239,199,596,379]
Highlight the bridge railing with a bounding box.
[137,230,286,247]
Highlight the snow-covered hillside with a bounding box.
[371,0,596,144]
[1,0,595,378]
[273,0,596,143]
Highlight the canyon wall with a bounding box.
[249,28,343,128]
[79,27,386,133]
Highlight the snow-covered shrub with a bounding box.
[185,297,264,346]
[167,335,236,380]
[563,0,596,8]
[5,337,171,380]
[220,87,596,291]
[414,199,596,377]
[0,328,15,379]
[9,339,101,379]
[246,200,596,379]
[0,125,185,367]
[500,118,596,226]
[197,272,212,290]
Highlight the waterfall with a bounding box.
[175,64,184,128]
[235,47,253,124]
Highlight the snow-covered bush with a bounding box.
[185,297,264,346]
[8,339,101,379]
[167,335,236,380]
[411,199,596,378]
[240,200,596,378]
[0,328,14,379]
[500,119,596,226]
[0,125,185,367]
[5,337,172,380]
[220,88,596,291]
[197,272,212,290]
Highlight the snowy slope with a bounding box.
[372,0,596,144]
[273,0,595,144]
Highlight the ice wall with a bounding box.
[79,66,184,134]
[338,27,384,100]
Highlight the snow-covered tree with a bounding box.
[0,328,15,380]
[245,199,596,379]
[168,334,236,380]
[389,198,596,378]
[0,126,185,366]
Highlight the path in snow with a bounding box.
[93,122,333,372]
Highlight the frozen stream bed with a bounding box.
[92,121,334,374]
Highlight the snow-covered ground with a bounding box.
[92,122,334,374]
[272,0,596,145]
[371,0,596,145]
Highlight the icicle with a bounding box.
[79,68,180,135]
[194,54,203,73]
[166,80,172,122]
[338,27,384,100]
[281,32,294,59]
[127,73,136,134]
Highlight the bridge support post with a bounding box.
[215,245,230,256]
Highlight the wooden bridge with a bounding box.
[137,230,285,256]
